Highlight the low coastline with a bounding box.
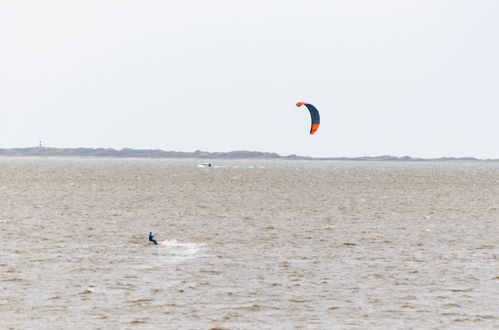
[0,147,497,162]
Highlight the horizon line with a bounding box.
[0,146,498,162]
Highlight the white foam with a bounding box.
[158,239,204,262]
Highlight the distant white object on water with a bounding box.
[199,163,212,168]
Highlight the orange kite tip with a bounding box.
[310,123,319,134]
[296,102,307,107]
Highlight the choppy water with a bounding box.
[1,157,498,329]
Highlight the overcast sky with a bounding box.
[1,0,498,158]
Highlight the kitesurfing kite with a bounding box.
[296,102,320,134]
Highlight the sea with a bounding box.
[1,157,498,329]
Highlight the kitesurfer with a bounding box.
[149,232,158,245]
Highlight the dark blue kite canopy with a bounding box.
[296,102,320,134]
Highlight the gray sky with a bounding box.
[1,0,498,158]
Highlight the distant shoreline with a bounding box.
[0,147,497,162]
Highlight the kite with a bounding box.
[296,102,320,134]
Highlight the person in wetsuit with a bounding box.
[149,232,157,245]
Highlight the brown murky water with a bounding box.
[1,157,498,329]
